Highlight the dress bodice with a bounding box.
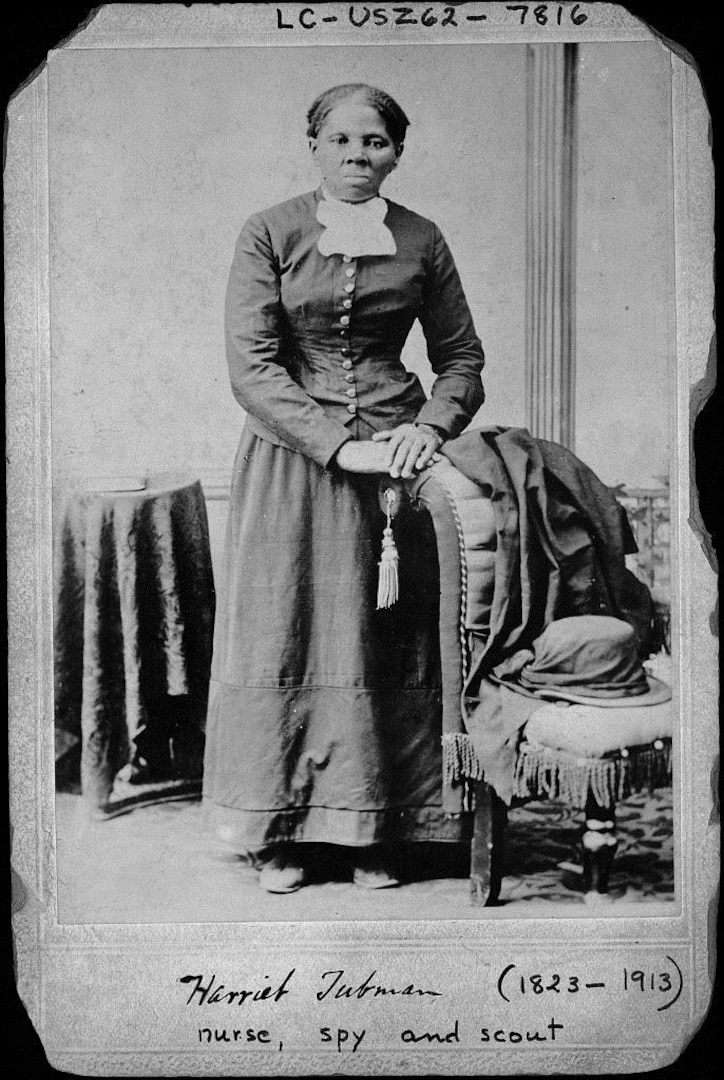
[225,190,485,468]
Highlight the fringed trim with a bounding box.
[443,732,486,783]
[376,489,400,609]
[376,524,399,608]
[513,740,673,810]
[443,731,673,811]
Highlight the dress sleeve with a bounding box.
[225,214,352,469]
[415,224,485,438]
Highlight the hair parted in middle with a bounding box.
[306,83,410,149]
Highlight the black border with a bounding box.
[3,4,720,1078]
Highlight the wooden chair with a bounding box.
[410,459,673,906]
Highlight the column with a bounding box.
[525,43,578,449]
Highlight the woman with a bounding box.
[203,83,485,893]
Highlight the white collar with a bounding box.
[316,188,396,257]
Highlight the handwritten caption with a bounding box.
[497,957,684,1012]
[178,958,684,1052]
[274,4,590,31]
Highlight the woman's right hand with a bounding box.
[333,440,394,474]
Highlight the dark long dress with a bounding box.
[203,189,485,850]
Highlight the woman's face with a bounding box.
[310,99,400,202]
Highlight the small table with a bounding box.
[54,478,215,815]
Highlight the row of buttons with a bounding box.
[340,256,357,414]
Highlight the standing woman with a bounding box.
[203,84,485,893]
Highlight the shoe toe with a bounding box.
[259,859,306,894]
[353,866,400,890]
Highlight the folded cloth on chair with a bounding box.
[437,427,659,803]
[442,427,655,673]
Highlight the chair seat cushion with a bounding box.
[524,699,673,757]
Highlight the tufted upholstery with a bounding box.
[429,459,497,633]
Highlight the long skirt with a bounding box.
[202,427,467,850]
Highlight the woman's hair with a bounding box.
[306,84,410,149]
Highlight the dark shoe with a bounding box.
[258,848,306,894]
[353,848,400,889]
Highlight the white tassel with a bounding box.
[377,489,399,609]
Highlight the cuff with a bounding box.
[322,430,353,470]
[415,421,446,441]
[414,400,457,438]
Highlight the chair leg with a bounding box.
[470,781,507,905]
[581,793,618,903]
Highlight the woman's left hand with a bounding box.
[372,423,443,479]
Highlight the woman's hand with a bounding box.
[333,440,396,474]
[371,423,443,478]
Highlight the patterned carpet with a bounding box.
[500,787,674,905]
[55,787,674,922]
